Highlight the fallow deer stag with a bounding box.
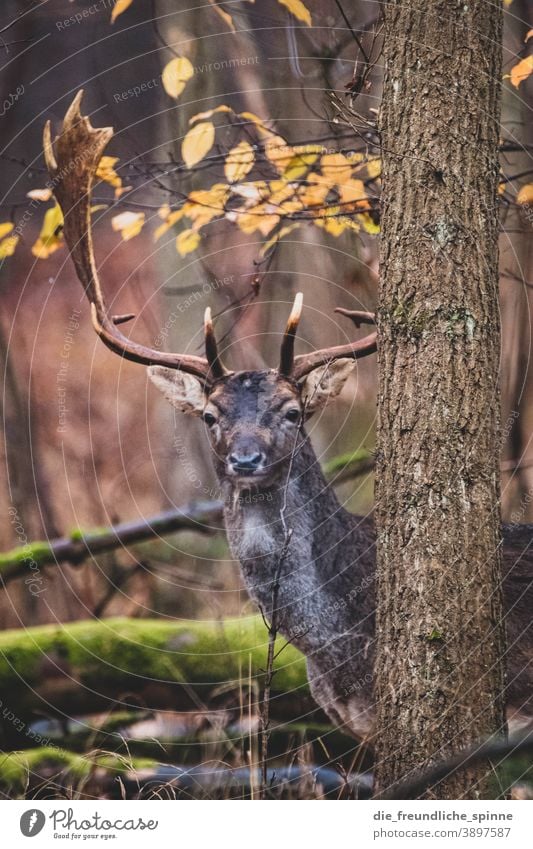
[44,93,533,741]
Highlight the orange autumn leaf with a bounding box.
[320,153,353,186]
[277,0,312,26]
[510,55,533,88]
[517,183,533,205]
[111,0,134,23]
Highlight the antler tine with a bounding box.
[204,307,228,380]
[44,90,213,383]
[291,306,377,381]
[279,292,303,377]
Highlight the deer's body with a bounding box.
[47,93,533,745]
[222,433,377,738]
[221,420,533,739]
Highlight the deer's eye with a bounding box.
[203,411,217,427]
[285,408,300,423]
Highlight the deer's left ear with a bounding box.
[300,358,356,412]
[147,366,206,416]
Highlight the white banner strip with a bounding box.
[2,800,533,848]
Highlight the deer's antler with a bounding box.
[278,293,377,380]
[43,90,228,384]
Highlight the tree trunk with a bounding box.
[374,1,505,798]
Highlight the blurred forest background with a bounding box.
[0,0,532,798]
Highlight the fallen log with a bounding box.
[0,616,312,737]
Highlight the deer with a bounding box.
[44,93,533,742]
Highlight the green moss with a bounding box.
[69,525,110,542]
[0,748,90,791]
[425,627,444,642]
[386,300,430,338]
[444,308,476,340]
[0,541,52,574]
[324,448,373,476]
[0,617,308,717]
[384,300,477,343]
[0,747,160,793]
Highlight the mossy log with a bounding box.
[0,500,224,583]
[0,746,160,795]
[0,617,312,737]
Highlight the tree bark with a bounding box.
[374,1,506,798]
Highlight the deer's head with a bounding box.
[148,294,375,486]
[44,93,376,488]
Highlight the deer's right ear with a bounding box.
[299,358,356,412]
[147,366,206,416]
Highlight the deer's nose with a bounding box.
[229,450,264,473]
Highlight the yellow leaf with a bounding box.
[268,181,300,209]
[182,122,215,168]
[225,141,255,183]
[260,223,300,256]
[277,0,312,26]
[345,151,365,165]
[230,181,268,202]
[341,218,361,232]
[366,158,382,180]
[27,188,53,202]
[314,210,347,237]
[176,228,201,256]
[239,111,274,137]
[186,184,229,226]
[189,105,232,124]
[162,57,194,98]
[0,222,14,239]
[517,183,533,205]
[111,0,134,23]
[111,211,145,241]
[510,55,533,88]
[320,152,353,185]
[503,0,513,6]
[236,206,280,236]
[154,209,186,241]
[339,179,367,206]
[526,29,533,42]
[360,213,380,235]
[96,155,122,197]
[0,234,19,258]
[265,136,294,173]
[207,0,235,31]
[282,149,320,181]
[32,203,64,259]
[299,177,330,208]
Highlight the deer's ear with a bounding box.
[300,358,356,412]
[147,366,206,416]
